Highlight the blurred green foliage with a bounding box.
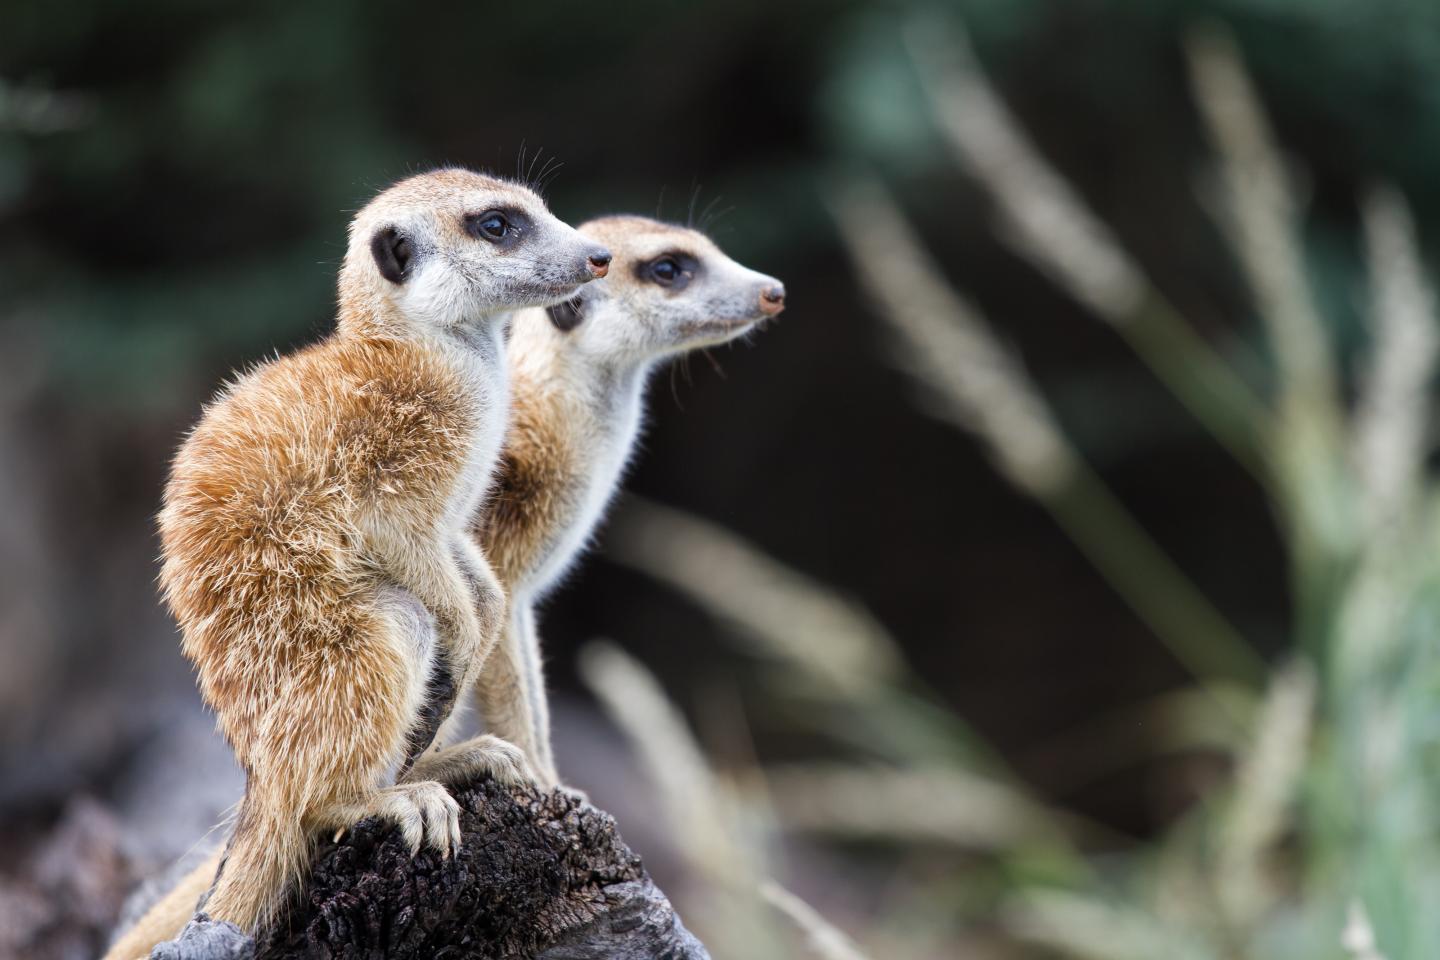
[5,0,1440,409]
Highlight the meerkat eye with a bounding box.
[642,253,698,290]
[466,211,511,243]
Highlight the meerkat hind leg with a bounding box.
[513,603,559,784]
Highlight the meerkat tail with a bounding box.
[198,789,313,937]
[102,848,225,960]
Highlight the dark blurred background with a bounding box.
[4,1,1439,957]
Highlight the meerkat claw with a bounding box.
[447,811,463,857]
[354,780,461,858]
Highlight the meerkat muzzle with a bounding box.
[759,284,786,316]
[586,250,612,279]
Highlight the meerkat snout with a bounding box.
[759,283,786,316]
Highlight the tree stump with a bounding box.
[146,776,708,960]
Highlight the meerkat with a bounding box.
[474,215,786,789]
[102,167,611,960]
[106,216,783,956]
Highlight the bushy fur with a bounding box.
[104,168,607,959]
[102,213,781,956]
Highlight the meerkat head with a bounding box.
[539,215,785,362]
[339,167,611,336]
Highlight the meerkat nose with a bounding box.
[759,283,786,315]
[586,249,612,279]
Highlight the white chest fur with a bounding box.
[525,365,648,602]
[440,322,512,533]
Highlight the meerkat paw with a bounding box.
[402,734,534,788]
[355,780,462,858]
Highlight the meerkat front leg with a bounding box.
[393,533,542,793]
[394,532,541,788]
[450,532,508,688]
[385,536,514,773]
[402,733,532,786]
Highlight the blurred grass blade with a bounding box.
[579,641,789,960]
[903,11,1270,473]
[761,881,873,960]
[607,496,907,698]
[1046,471,1266,693]
[829,175,1264,693]
[1005,889,1216,960]
[1355,184,1439,537]
[762,681,1004,769]
[609,496,1008,768]
[1186,24,1355,585]
[1331,184,1438,670]
[828,176,1076,498]
[1023,683,1257,793]
[1215,659,1316,928]
[1185,24,1340,421]
[902,15,1141,319]
[578,640,750,885]
[763,763,1081,850]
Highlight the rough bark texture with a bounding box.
[146,777,708,960]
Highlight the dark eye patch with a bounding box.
[463,207,532,248]
[636,251,699,291]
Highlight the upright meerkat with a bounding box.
[106,216,782,956]
[475,215,785,788]
[104,168,611,959]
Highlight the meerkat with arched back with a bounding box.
[103,216,782,957]
[101,168,611,960]
[475,214,785,788]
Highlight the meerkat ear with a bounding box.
[371,226,414,285]
[547,294,586,332]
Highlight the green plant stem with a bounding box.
[1043,461,1268,708]
[1122,291,1275,481]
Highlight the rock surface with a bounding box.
[144,776,708,960]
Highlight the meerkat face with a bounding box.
[342,168,611,334]
[543,216,785,361]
